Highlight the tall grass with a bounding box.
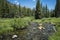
[0,17,34,34]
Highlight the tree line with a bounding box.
[35,0,60,19]
[0,0,59,18]
[0,0,35,18]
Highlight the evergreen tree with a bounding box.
[50,10,55,17]
[23,6,27,16]
[31,8,35,16]
[27,8,32,16]
[42,5,49,18]
[35,0,41,19]
[19,5,22,17]
[55,0,60,17]
[40,3,44,18]
[45,4,48,17]
[1,0,9,18]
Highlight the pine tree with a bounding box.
[45,4,49,18]
[55,0,60,17]
[35,0,41,19]
[32,8,35,16]
[0,0,10,18]
[46,5,47,17]
[19,5,22,17]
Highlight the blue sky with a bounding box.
[8,0,56,10]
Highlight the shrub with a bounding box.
[11,18,28,30]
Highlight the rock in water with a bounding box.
[43,22,56,34]
[12,35,18,38]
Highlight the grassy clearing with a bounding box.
[33,18,60,23]
[0,17,60,40]
[0,17,34,34]
[0,18,14,33]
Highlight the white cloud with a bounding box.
[16,2,19,5]
[14,0,19,5]
[33,0,35,1]
[14,0,18,3]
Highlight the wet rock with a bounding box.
[12,35,18,38]
[43,22,56,34]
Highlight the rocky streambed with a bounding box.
[0,22,56,40]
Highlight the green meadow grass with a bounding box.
[0,17,60,40]
[0,17,34,34]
